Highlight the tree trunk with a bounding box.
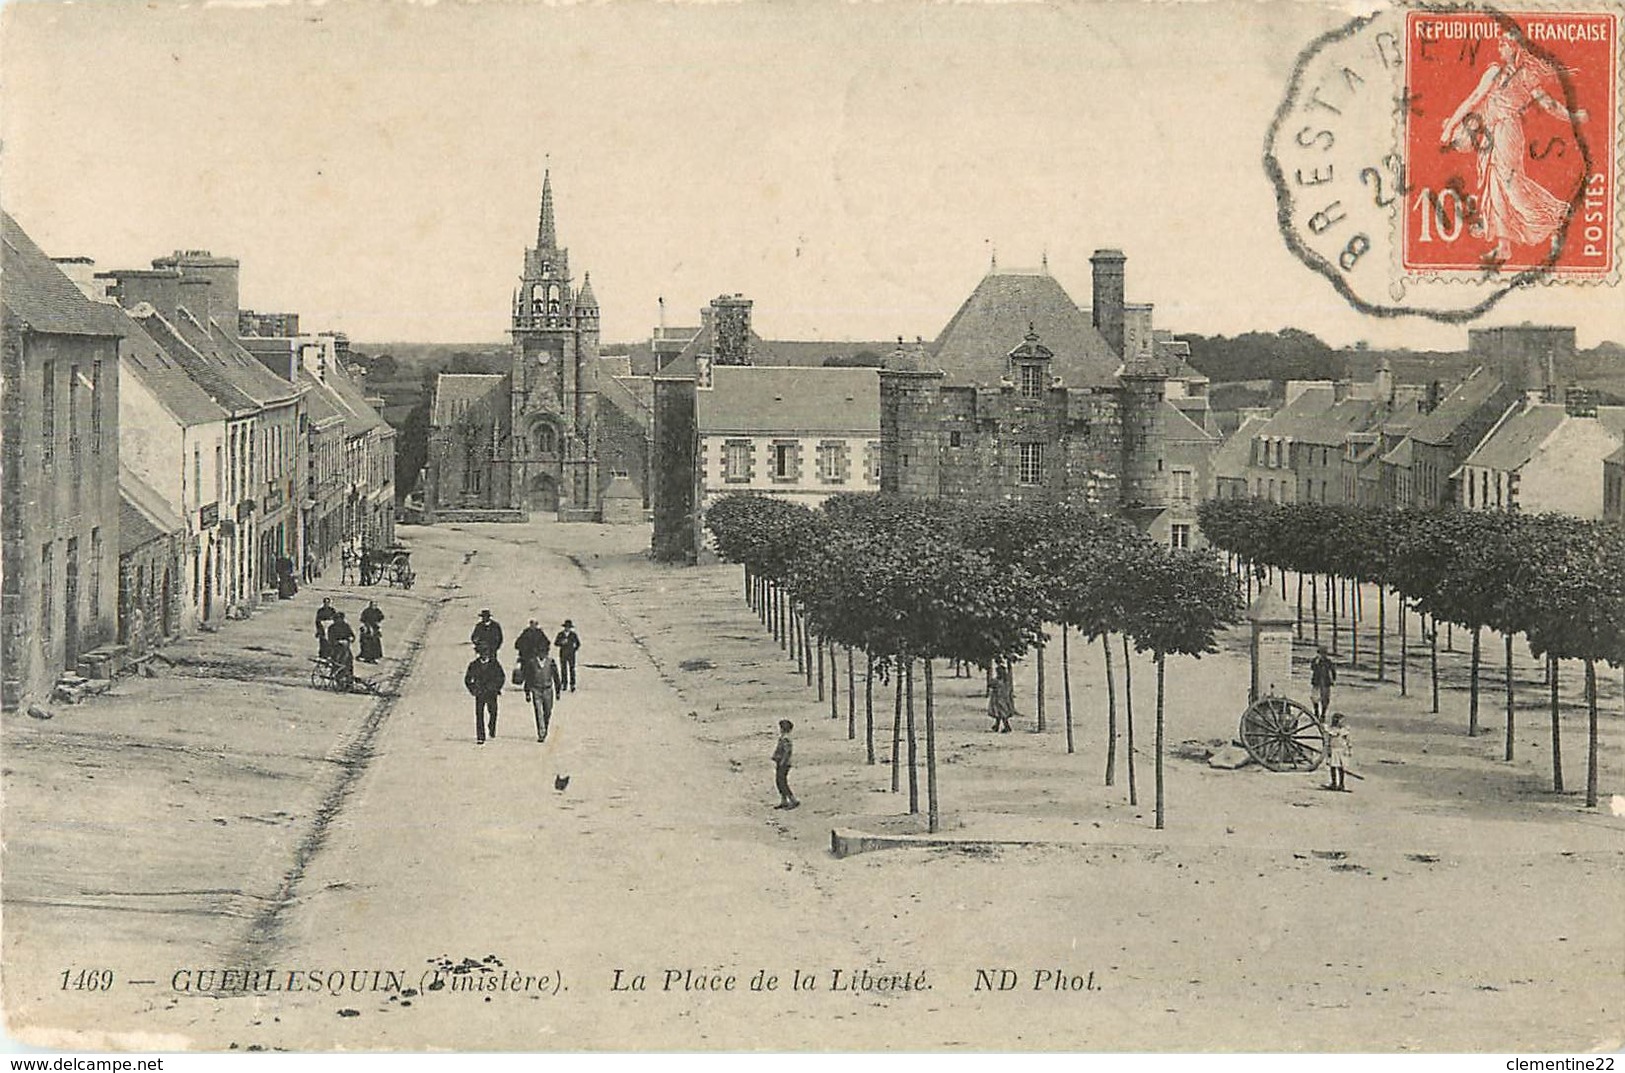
[1062,625,1075,755]
[1585,658,1599,809]
[1330,575,1339,658]
[804,619,814,687]
[1155,651,1166,831]
[905,659,919,815]
[1035,636,1047,733]
[1504,633,1515,762]
[891,666,903,793]
[847,647,856,734]
[1296,572,1304,639]
[1377,586,1386,682]
[1468,625,1481,736]
[1430,615,1440,715]
[925,658,939,833]
[1123,635,1138,807]
[1350,580,1360,668]
[1103,635,1118,786]
[1311,573,1320,647]
[864,651,875,763]
[1280,567,1287,601]
[1399,598,1409,696]
[1550,654,1564,793]
[828,641,839,721]
[744,566,752,608]
[792,607,803,674]
[1446,621,1454,653]
[816,636,825,703]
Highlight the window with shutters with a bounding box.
[723,440,752,483]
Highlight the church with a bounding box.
[423,172,649,523]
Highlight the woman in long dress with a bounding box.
[1440,34,1588,262]
[358,600,384,663]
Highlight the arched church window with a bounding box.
[548,284,561,303]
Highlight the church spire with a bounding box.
[538,169,557,251]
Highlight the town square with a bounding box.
[2,0,1622,1057]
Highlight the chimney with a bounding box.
[1333,379,1351,402]
[658,296,666,331]
[1090,249,1127,360]
[97,268,184,323]
[710,293,753,367]
[1374,355,1394,405]
[178,276,213,330]
[151,250,240,336]
[52,257,109,302]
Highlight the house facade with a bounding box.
[1,212,123,707]
[699,366,881,507]
[1455,397,1625,518]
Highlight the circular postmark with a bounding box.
[1265,2,1617,322]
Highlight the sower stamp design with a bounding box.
[1266,2,1624,322]
[1404,9,1617,277]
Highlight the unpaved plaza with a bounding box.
[3,521,1620,1051]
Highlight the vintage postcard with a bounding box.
[2,0,1622,1059]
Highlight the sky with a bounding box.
[3,0,1622,351]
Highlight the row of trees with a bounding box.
[1197,500,1625,808]
[705,494,1242,832]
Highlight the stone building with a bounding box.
[878,250,1181,534]
[1455,395,1625,518]
[424,171,650,522]
[1,212,123,707]
[117,466,187,655]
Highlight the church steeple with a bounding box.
[538,169,557,251]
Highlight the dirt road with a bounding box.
[5,520,1620,1051]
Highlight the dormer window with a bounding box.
[1007,325,1053,401]
[1018,364,1045,398]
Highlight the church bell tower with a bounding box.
[511,168,601,519]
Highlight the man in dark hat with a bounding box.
[471,609,504,658]
[314,597,337,660]
[464,647,505,744]
[326,610,356,675]
[554,619,581,693]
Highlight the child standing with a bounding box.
[772,719,799,810]
[1326,712,1353,792]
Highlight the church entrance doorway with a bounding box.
[527,472,559,514]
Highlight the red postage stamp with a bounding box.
[1403,8,1618,277]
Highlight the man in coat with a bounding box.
[471,609,504,657]
[1310,647,1337,718]
[515,619,551,663]
[554,619,581,693]
[464,648,506,744]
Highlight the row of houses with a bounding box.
[2,211,394,708]
[1212,326,1625,520]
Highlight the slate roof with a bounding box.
[1251,386,1336,441]
[1607,444,1625,466]
[299,369,347,428]
[131,307,260,416]
[119,465,185,554]
[431,373,508,426]
[697,366,879,436]
[1459,403,1567,472]
[1,211,125,337]
[1408,367,1506,446]
[1381,438,1415,468]
[930,271,1121,390]
[600,374,653,426]
[323,362,389,436]
[1215,414,1270,479]
[1162,400,1217,444]
[115,306,225,427]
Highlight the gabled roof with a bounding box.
[200,317,302,406]
[322,361,388,436]
[1254,393,1381,448]
[119,465,185,554]
[1,212,125,337]
[1381,437,1415,468]
[1459,403,1566,472]
[132,306,260,416]
[930,271,1120,389]
[1214,414,1270,477]
[1161,399,1217,444]
[298,369,347,428]
[115,306,225,428]
[1408,367,1507,446]
[697,366,879,436]
[661,320,779,379]
[600,374,653,426]
[431,373,508,426]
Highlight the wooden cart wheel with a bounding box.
[310,663,328,690]
[333,663,354,693]
[1238,695,1325,772]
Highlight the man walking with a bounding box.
[1310,647,1337,719]
[471,609,504,657]
[522,645,562,743]
[464,648,506,744]
[515,618,551,663]
[554,619,581,693]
